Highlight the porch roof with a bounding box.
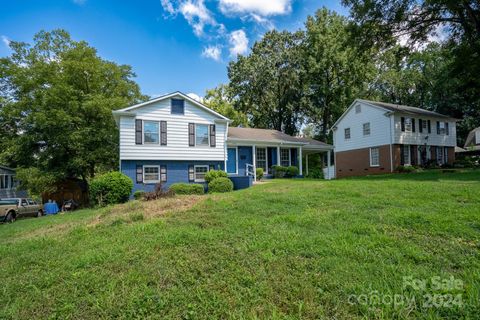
[227,127,333,150]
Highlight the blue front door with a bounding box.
[227,148,237,174]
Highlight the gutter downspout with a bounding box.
[389,113,394,172]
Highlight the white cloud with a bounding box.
[1,35,10,48]
[249,13,275,30]
[202,45,222,61]
[219,0,292,16]
[187,92,203,102]
[229,29,248,57]
[179,0,219,37]
[160,0,176,15]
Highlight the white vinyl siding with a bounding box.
[393,115,456,147]
[119,96,227,161]
[370,147,379,167]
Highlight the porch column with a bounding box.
[252,145,256,181]
[277,146,280,165]
[299,147,303,176]
[306,154,309,176]
[327,150,331,180]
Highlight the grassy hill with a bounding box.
[1,170,479,319]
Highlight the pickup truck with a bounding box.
[0,198,44,223]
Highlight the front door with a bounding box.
[227,148,237,174]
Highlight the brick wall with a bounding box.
[335,144,392,178]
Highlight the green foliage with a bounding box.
[169,183,204,195]
[204,85,248,127]
[272,165,287,178]
[208,177,233,193]
[89,171,133,206]
[133,190,145,200]
[396,165,416,173]
[15,167,60,197]
[286,166,300,177]
[306,167,324,179]
[255,168,264,180]
[204,170,228,183]
[0,29,146,184]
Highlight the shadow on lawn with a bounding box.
[341,169,480,182]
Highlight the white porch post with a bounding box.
[299,147,303,176]
[276,146,280,165]
[327,150,331,180]
[306,154,309,176]
[252,145,256,181]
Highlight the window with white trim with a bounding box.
[195,124,209,146]
[344,128,351,140]
[194,165,209,182]
[404,118,412,132]
[144,121,159,144]
[143,166,160,183]
[256,147,267,172]
[370,147,379,167]
[438,122,446,135]
[363,122,371,136]
[280,148,290,167]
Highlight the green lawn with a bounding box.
[1,170,479,319]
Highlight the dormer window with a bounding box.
[171,99,185,115]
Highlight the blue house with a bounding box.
[113,92,334,194]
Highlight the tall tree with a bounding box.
[228,30,305,135]
[303,8,374,140]
[204,84,248,127]
[0,29,146,189]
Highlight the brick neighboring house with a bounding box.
[332,99,458,178]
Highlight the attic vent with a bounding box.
[355,104,361,113]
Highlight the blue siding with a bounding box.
[237,146,253,176]
[121,160,224,195]
[229,176,253,190]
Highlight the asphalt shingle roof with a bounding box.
[358,99,455,119]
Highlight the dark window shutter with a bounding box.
[135,119,143,144]
[160,121,167,145]
[188,165,194,182]
[400,146,405,165]
[419,119,423,133]
[412,118,416,132]
[445,122,449,135]
[411,145,416,165]
[428,120,431,133]
[436,121,440,134]
[160,165,167,182]
[210,124,216,147]
[136,165,143,183]
[188,123,195,146]
[401,117,405,131]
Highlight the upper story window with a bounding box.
[195,124,209,146]
[0,174,15,190]
[363,122,371,136]
[355,104,361,113]
[437,121,449,135]
[404,117,412,132]
[171,99,185,115]
[144,121,159,144]
[344,128,351,140]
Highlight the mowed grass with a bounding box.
[1,170,479,319]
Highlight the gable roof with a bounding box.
[357,99,456,120]
[227,127,332,149]
[464,126,480,148]
[113,91,230,121]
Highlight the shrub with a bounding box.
[306,168,324,179]
[286,166,299,177]
[90,171,133,207]
[256,168,264,180]
[169,183,205,195]
[205,170,228,183]
[144,182,175,201]
[208,177,233,193]
[272,165,287,178]
[133,190,145,200]
[396,165,416,173]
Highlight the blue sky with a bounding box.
[0,0,347,98]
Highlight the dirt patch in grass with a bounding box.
[88,195,203,227]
